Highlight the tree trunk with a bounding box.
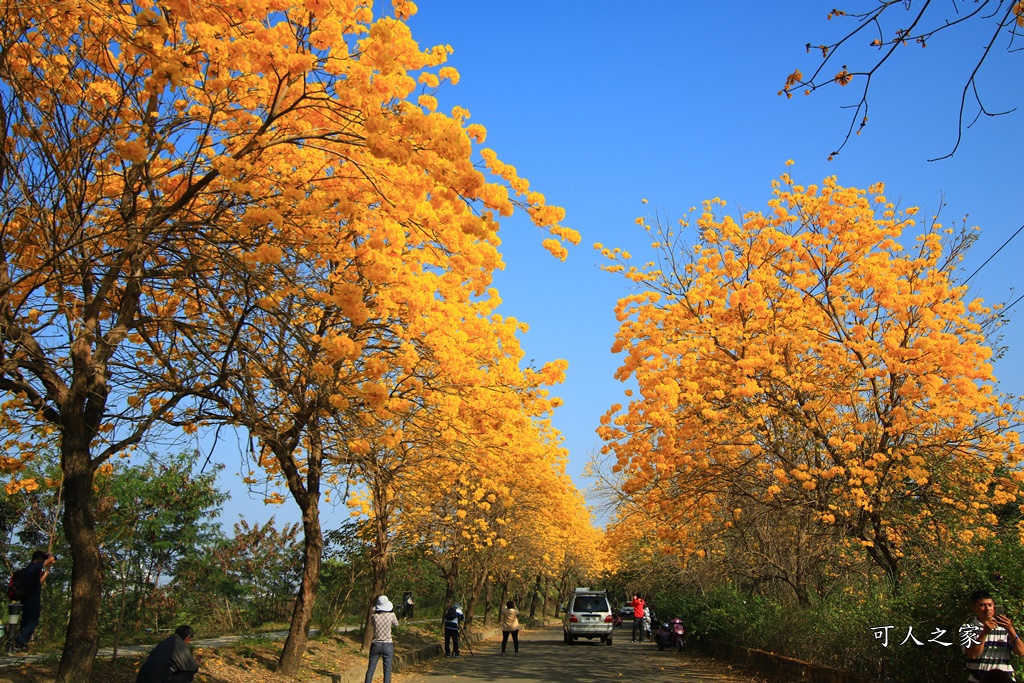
[856,513,902,592]
[361,464,393,652]
[528,573,542,620]
[324,565,362,633]
[792,527,810,607]
[111,560,130,662]
[483,577,493,627]
[57,438,103,683]
[540,576,549,617]
[442,578,456,612]
[277,495,323,675]
[556,572,570,616]
[463,566,488,629]
[867,541,902,593]
[440,553,460,626]
[277,426,324,676]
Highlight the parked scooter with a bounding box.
[654,618,685,651]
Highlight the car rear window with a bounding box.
[572,596,608,613]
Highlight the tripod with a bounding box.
[5,602,22,654]
[458,624,474,656]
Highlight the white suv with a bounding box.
[562,588,613,645]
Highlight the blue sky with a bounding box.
[216,1,1024,527]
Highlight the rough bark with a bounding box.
[528,573,542,620]
[361,465,393,652]
[440,552,460,627]
[498,580,508,610]
[277,496,322,675]
[56,434,102,683]
[463,566,488,629]
[483,577,493,627]
[276,425,324,676]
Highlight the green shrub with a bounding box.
[650,542,1024,683]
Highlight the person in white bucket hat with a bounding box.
[365,595,399,683]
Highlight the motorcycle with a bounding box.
[654,618,685,651]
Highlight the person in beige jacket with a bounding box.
[500,600,520,655]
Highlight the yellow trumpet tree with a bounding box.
[334,350,565,648]
[392,364,591,616]
[161,211,549,667]
[598,173,1022,587]
[0,0,577,677]
[508,473,608,620]
[456,418,601,623]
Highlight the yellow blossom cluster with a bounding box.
[597,173,1022,579]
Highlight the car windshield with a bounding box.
[573,596,607,613]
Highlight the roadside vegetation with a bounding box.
[0,450,602,671]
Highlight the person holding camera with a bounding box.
[442,603,464,657]
[13,550,55,652]
[963,589,1024,683]
[629,593,645,642]
[365,595,399,683]
[500,600,520,655]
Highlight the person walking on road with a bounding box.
[630,593,646,642]
[135,625,200,683]
[500,600,520,655]
[12,550,55,652]
[365,595,400,683]
[402,591,415,621]
[443,603,465,657]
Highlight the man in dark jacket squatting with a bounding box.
[136,624,201,683]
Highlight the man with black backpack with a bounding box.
[442,603,464,657]
[10,550,55,652]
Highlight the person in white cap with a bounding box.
[365,594,400,683]
[443,603,465,657]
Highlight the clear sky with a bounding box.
[214,1,1024,528]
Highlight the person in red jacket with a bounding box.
[630,593,646,642]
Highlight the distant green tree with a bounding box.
[2,450,227,647]
[314,522,373,633]
[388,543,448,617]
[173,517,303,631]
[93,451,227,655]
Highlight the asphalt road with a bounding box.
[396,625,787,683]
